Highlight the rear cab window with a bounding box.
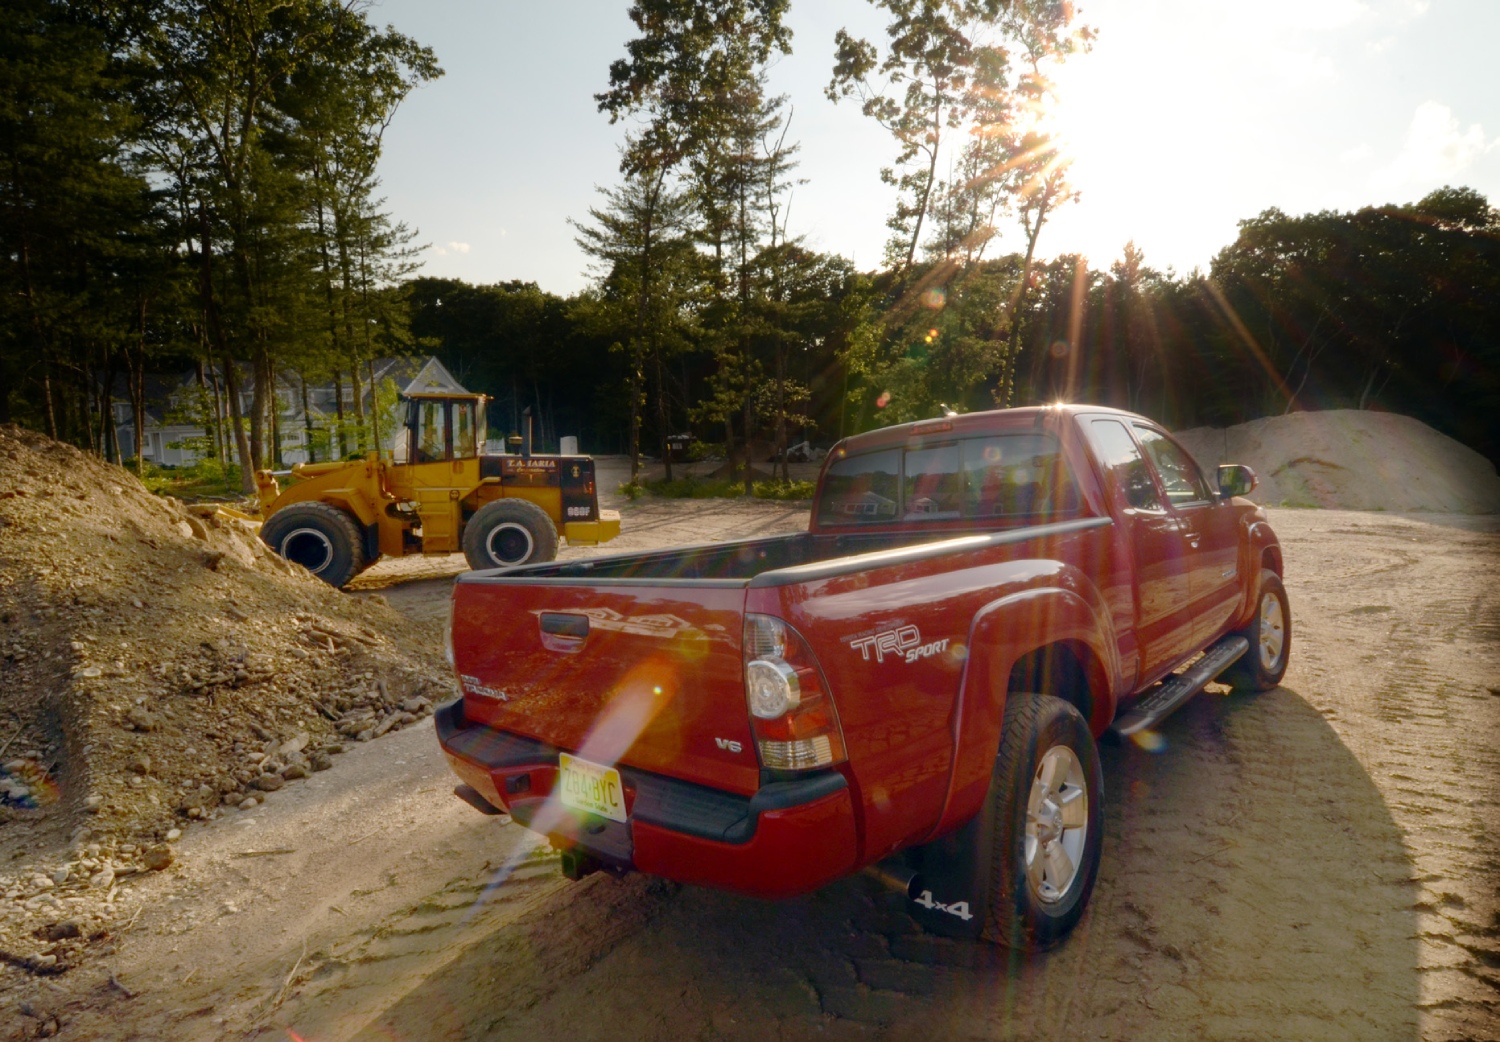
[817,432,1082,527]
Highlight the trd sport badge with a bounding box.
[846,625,950,665]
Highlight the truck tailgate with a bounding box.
[450,577,760,796]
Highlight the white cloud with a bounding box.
[1371,102,1492,191]
[447,241,471,254]
[1340,143,1374,163]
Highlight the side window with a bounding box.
[903,444,962,519]
[961,433,1080,519]
[417,400,445,463]
[1087,419,1163,511]
[452,401,477,458]
[817,449,900,524]
[1134,426,1211,506]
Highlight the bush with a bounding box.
[644,475,744,499]
[617,480,646,501]
[753,479,816,501]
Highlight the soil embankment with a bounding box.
[0,426,447,982]
[1175,409,1500,513]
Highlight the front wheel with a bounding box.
[462,499,558,571]
[259,501,368,588]
[984,694,1104,950]
[1222,568,1291,692]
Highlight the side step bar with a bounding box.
[1111,636,1249,737]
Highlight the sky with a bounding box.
[371,0,1500,295]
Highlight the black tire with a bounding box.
[1222,568,1291,692]
[462,499,558,571]
[983,694,1104,950]
[259,501,367,588]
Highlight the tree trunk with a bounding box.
[742,396,754,496]
[998,192,1054,407]
[333,368,345,458]
[222,357,254,494]
[367,357,381,455]
[655,350,673,482]
[300,372,315,463]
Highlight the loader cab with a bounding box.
[404,392,488,464]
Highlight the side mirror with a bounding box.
[1218,464,1257,499]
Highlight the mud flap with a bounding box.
[904,803,996,940]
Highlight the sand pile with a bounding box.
[0,425,449,976]
[1174,410,1500,513]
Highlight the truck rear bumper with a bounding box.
[435,699,858,898]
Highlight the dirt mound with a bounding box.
[0,425,448,975]
[1174,410,1500,513]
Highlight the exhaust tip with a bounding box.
[864,860,922,900]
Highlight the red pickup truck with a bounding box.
[437,405,1289,950]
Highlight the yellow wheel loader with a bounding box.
[251,393,620,587]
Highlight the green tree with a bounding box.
[572,154,700,479]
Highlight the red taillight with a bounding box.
[743,615,846,771]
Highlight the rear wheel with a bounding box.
[1222,569,1291,692]
[260,502,367,588]
[983,694,1104,950]
[462,499,558,571]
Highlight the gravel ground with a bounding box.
[6,504,1498,1042]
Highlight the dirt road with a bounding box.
[19,505,1499,1042]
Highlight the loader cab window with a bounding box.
[408,397,485,464]
[413,400,445,463]
[452,399,478,458]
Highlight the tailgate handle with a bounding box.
[540,613,590,639]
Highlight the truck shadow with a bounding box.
[344,684,1417,1041]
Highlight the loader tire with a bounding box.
[260,502,368,588]
[462,499,557,571]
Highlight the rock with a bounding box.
[165,828,181,841]
[78,665,103,678]
[34,954,58,969]
[50,867,68,885]
[279,733,310,756]
[309,751,333,772]
[281,764,307,780]
[184,513,209,540]
[142,845,173,871]
[89,866,114,889]
[253,772,283,791]
[129,754,151,775]
[44,921,81,941]
[203,550,226,570]
[238,796,258,810]
[401,697,427,713]
[175,520,194,540]
[125,707,159,732]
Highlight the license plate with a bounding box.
[558,753,627,823]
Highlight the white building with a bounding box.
[111,356,469,467]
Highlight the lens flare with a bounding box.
[875,391,891,409]
[1129,729,1168,753]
